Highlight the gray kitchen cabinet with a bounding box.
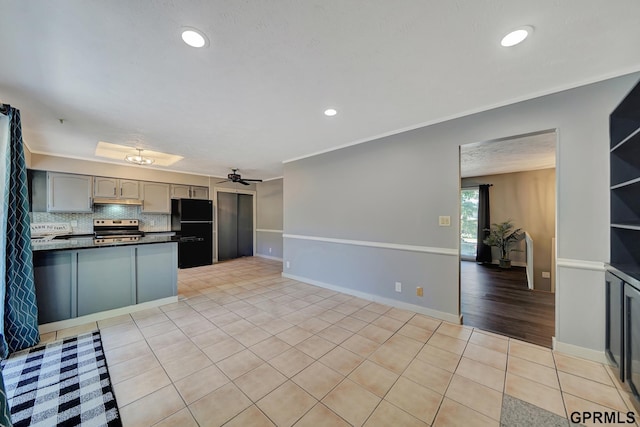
[137,243,178,303]
[171,184,209,200]
[47,172,93,212]
[94,177,140,199]
[77,246,135,316]
[33,241,178,324]
[171,184,191,199]
[93,176,118,198]
[120,179,140,198]
[191,186,209,199]
[141,182,171,213]
[33,251,77,323]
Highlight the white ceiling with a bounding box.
[1,1,639,180]
[460,131,557,178]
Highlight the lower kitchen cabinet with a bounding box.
[606,268,640,409]
[33,251,76,324]
[33,242,177,324]
[137,243,178,303]
[625,283,640,398]
[77,246,135,316]
[606,271,624,381]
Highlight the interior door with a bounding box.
[237,194,254,257]
[218,192,239,261]
[217,192,254,261]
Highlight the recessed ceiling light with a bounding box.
[324,108,337,117]
[181,27,209,48]
[501,26,533,47]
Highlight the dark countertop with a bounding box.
[32,235,177,252]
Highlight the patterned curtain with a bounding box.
[476,184,492,263]
[0,104,39,358]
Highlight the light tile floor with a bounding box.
[46,257,638,426]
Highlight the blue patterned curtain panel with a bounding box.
[0,105,39,359]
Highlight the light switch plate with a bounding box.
[439,216,451,226]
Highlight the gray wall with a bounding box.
[463,168,556,291]
[256,179,283,260]
[283,72,640,358]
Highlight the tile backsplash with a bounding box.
[31,205,170,234]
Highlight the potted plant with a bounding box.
[483,220,524,268]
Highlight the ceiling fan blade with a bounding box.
[217,179,230,184]
[242,179,263,182]
[238,180,251,186]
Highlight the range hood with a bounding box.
[93,198,143,206]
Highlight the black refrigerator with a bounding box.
[171,199,213,268]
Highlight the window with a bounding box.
[461,188,479,258]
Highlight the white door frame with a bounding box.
[213,187,257,262]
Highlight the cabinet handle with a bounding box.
[120,187,123,196]
[189,189,192,198]
[89,197,93,209]
[114,187,116,196]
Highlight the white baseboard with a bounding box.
[38,296,179,334]
[282,272,461,324]
[553,337,608,364]
[256,253,283,262]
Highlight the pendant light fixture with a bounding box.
[125,148,154,165]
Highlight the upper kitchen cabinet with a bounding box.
[171,184,209,200]
[47,172,93,213]
[141,182,171,213]
[94,177,140,199]
[192,186,209,199]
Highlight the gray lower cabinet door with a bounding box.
[33,251,77,323]
[77,247,135,316]
[137,243,178,303]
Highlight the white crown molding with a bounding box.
[256,229,283,233]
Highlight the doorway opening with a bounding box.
[459,130,557,347]
[215,188,257,262]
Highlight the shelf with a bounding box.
[611,187,640,230]
[611,126,640,152]
[611,176,640,190]
[611,130,640,186]
[612,227,640,267]
[612,224,640,231]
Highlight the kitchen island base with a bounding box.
[34,241,178,330]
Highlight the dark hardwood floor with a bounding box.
[460,261,555,348]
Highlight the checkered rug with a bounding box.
[0,331,121,427]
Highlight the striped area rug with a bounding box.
[1,331,121,427]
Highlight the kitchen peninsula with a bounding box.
[32,236,178,332]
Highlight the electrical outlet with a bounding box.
[269,247,272,253]
[286,261,290,269]
[395,282,402,292]
[416,287,423,297]
[542,271,551,278]
[438,216,451,226]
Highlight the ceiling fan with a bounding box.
[217,168,263,186]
